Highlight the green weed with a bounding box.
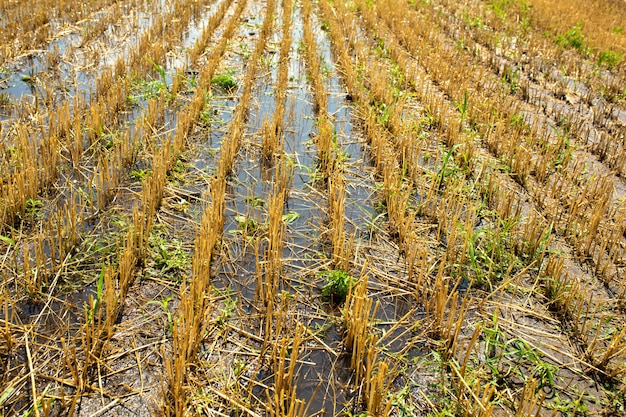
[459,213,521,288]
[281,210,300,225]
[245,196,266,207]
[0,385,15,408]
[85,267,106,324]
[550,122,574,169]
[21,74,37,85]
[23,199,43,218]
[199,94,220,127]
[216,287,237,328]
[481,312,558,392]
[0,235,15,246]
[147,296,174,334]
[211,71,238,92]
[124,57,171,104]
[170,199,189,213]
[319,269,354,299]
[435,143,461,188]
[148,231,189,276]
[556,22,587,53]
[375,100,392,128]
[489,0,510,20]
[597,50,622,69]
[319,56,332,77]
[237,43,251,59]
[455,90,469,123]
[232,215,261,235]
[183,71,198,90]
[331,125,350,164]
[167,159,189,184]
[463,12,484,29]
[130,169,151,181]
[549,393,590,415]
[502,66,519,94]
[145,56,167,84]
[128,77,171,104]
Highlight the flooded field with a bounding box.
[1,0,625,415]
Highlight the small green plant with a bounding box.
[375,100,392,128]
[319,269,354,299]
[130,168,151,181]
[601,389,625,415]
[86,267,106,324]
[179,71,198,90]
[463,12,484,29]
[553,135,572,169]
[170,199,189,213]
[390,62,404,94]
[459,212,521,288]
[281,210,300,224]
[237,43,251,59]
[435,143,461,188]
[365,208,387,235]
[549,393,590,415]
[489,0,509,20]
[211,71,238,92]
[510,112,525,128]
[319,56,331,77]
[245,196,265,207]
[199,93,220,127]
[374,37,386,56]
[455,90,469,123]
[147,296,174,334]
[556,22,587,53]
[0,234,15,246]
[481,312,558,392]
[502,66,519,94]
[23,199,44,218]
[126,58,171,104]
[127,77,170,104]
[21,74,36,85]
[421,107,435,129]
[172,158,187,174]
[330,125,350,164]
[0,385,15,408]
[199,105,216,126]
[597,50,622,69]
[145,56,167,83]
[550,122,574,169]
[97,132,118,150]
[231,358,247,377]
[215,287,237,328]
[148,232,189,275]
[233,215,259,233]
[167,158,189,184]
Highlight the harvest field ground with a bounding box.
[0,0,626,415]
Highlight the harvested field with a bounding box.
[1,0,625,415]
